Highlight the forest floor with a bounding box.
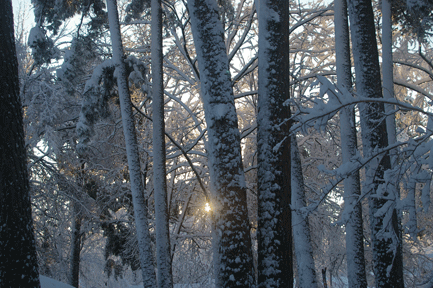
[40,275,74,288]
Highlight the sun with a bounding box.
[205,203,211,212]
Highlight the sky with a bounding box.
[12,0,31,13]
[12,0,35,31]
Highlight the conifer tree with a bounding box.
[0,1,41,287]
[347,0,404,286]
[257,0,292,286]
[187,0,255,286]
[334,0,367,286]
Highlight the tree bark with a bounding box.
[106,1,157,286]
[382,0,404,284]
[256,0,292,286]
[382,0,397,149]
[322,268,328,288]
[151,0,173,286]
[334,0,367,286]
[0,1,41,287]
[347,0,404,286]
[70,203,82,288]
[187,0,255,286]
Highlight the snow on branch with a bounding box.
[292,75,433,134]
[293,76,433,225]
[77,56,149,154]
[131,103,210,201]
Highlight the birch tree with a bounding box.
[347,0,404,285]
[105,0,157,286]
[0,0,40,286]
[256,0,292,286]
[187,0,255,286]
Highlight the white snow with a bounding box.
[106,0,157,286]
[39,276,202,288]
[40,275,74,288]
[28,26,44,47]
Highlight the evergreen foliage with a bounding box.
[392,0,433,40]
[125,0,151,22]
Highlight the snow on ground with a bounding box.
[128,285,200,288]
[40,275,74,288]
[40,275,201,288]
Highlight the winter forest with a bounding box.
[3,0,433,287]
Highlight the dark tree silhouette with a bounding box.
[257,0,292,287]
[347,0,404,286]
[0,1,41,287]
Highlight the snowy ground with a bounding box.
[40,275,74,288]
[40,275,201,288]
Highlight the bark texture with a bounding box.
[188,0,255,286]
[0,1,41,287]
[347,0,404,286]
[257,0,292,286]
[70,203,82,288]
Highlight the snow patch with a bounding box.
[213,103,228,120]
[28,26,45,47]
[40,275,74,288]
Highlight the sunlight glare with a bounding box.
[205,202,211,212]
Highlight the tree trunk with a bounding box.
[291,135,318,288]
[256,0,292,286]
[187,0,255,286]
[347,0,404,286]
[151,0,173,286]
[70,203,82,288]
[0,1,41,286]
[382,0,397,150]
[106,1,157,286]
[322,268,328,288]
[334,0,367,286]
[381,0,404,285]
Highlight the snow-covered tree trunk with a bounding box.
[382,0,397,149]
[381,0,404,284]
[106,1,157,286]
[347,0,404,286]
[0,1,41,286]
[256,0,292,286]
[151,0,173,286]
[334,0,367,286]
[291,135,318,288]
[187,0,255,286]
